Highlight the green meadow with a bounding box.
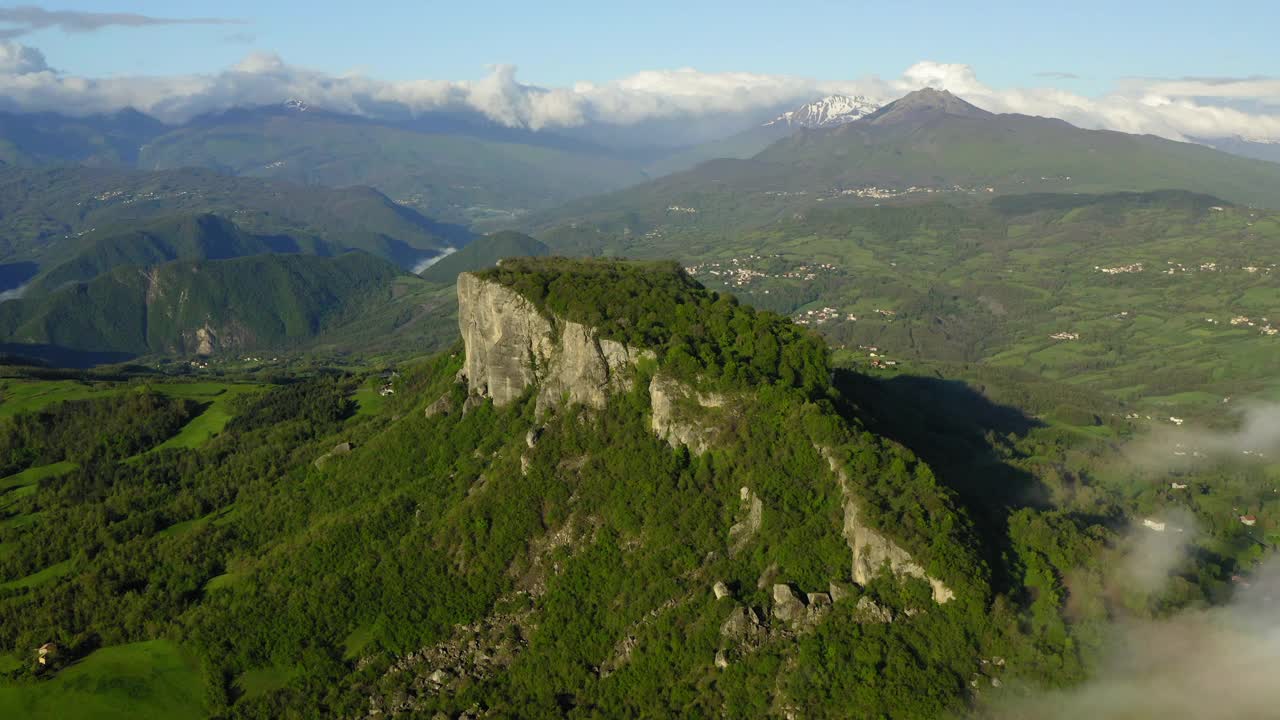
[0,640,206,720]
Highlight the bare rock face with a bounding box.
[457,273,555,408]
[820,447,955,604]
[649,375,726,454]
[456,273,653,415]
[536,320,651,416]
[728,486,763,553]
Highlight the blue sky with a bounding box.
[22,0,1280,95]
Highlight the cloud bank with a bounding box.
[988,555,1280,720]
[1,42,1279,144]
[1122,401,1280,473]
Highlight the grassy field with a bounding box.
[235,664,299,700]
[0,379,122,419]
[0,378,262,452]
[0,640,206,720]
[1,461,77,493]
[149,383,261,451]
[0,559,75,591]
[352,385,389,416]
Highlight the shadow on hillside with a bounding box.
[0,343,135,370]
[833,369,1052,592]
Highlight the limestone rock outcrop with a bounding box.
[820,447,955,604]
[728,486,763,553]
[455,273,653,415]
[456,273,555,408]
[649,375,726,455]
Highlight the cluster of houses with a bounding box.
[1049,331,1079,341]
[1096,263,1143,274]
[86,188,193,207]
[684,255,840,289]
[793,306,856,326]
[782,263,838,281]
[1096,259,1274,276]
[378,370,400,397]
[857,345,898,369]
[1199,316,1278,335]
[666,205,698,214]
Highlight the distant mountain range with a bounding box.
[0,166,470,297]
[538,88,1280,237]
[2,93,1274,231]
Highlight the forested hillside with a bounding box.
[1,260,1262,718]
[0,166,469,283]
[0,253,456,363]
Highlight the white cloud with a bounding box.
[0,40,47,74]
[892,61,1280,142]
[0,44,1278,145]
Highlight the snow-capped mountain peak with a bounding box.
[282,98,310,112]
[765,94,880,128]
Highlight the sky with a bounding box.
[3,1,1280,142]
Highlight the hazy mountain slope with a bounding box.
[0,253,412,357]
[0,166,470,280]
[25,214,276,295]
[138,107,647,225]
[417,230,549,284]
[645,95,881,178]
[643,124,794,177]
[1196,135,1280,165]
[0,109,169,167]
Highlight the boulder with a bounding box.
[854,596,894,624]
[771,584,806,625]
[719,606,763,640]
[828,581,851,603]
[424,393,455,418]
[712,580,731,600]
[313,441,353,468]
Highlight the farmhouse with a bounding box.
[37,642,58,666]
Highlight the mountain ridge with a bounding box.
[764,94,881,128]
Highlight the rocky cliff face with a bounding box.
[821,448,955,604]
[456,271,956,604]
[649,375,725,455]
[456,272,653,414]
